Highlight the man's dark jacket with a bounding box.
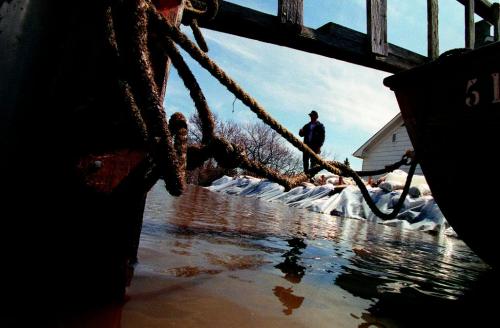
[299,121,325,149]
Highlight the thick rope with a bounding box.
[184,0,219,22]
[103,0,186,195]
[307,152,413,178]
[169,112,188,178]
[103,0,419,220]
[161,37,309,189]
[148,2,420,219]
[186,144,211,170]
[104,4,149,142]
[149,7,345,174]
[128,0,186,195]
[159,37,215,144]
[183,0,219,52]
[210,137,309,189]
[118,80,150,142]
[189,20,209,52]
[355,154,412,177]
[104,3,120,61]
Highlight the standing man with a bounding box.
[299,110,325,173]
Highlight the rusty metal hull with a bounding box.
[384,42,500,267]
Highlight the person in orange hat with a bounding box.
[299,110,325,173]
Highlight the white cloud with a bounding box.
[202,30,263,63]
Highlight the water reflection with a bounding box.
[272,237,307,315]
[272,286,305,315]
[275,238,307,284]
[43,184,493,327]
[334,234,495,327]
[155,186,494,323]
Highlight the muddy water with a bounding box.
[118,183,493,327]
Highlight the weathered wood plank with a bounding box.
[366,0,388,56]
[465,0,475,49]
[200,1,426,73]
[278,0,303,25]
[427,0,439,59]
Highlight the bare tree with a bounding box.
[241,122,302,175]
[187,113,302,184]
[188,112,242,145]
[187,113,241,185]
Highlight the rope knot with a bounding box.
[187,145,210,170]
[169,112,188,133]
[402,150,415,165]
[211,137,245,169]
[184,0,219,22]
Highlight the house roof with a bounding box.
[352,113,403,159]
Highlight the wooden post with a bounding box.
[278,0,303,25]
[475,19,492,47]
[493,3,500,42]
[465,0,475,48]
[153,0,185,99]
[427,0,439,59]
[366,0,388,56]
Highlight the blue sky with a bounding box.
[164,0,498,170]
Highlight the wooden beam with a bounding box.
[278,0,303,25]
[475,19,492,47]
[200,1,426,73]
[493,3,500,41]
[366,0,388,56]
[456,0,496,24]
[152,0,184,99]
[465,0,475,49]
[427,0,439,60]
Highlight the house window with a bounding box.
[392,133,397,142]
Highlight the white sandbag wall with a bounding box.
[207,170,453,234]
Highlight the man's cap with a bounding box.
[308,110,318,117]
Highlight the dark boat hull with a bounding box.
[384,42,500,267]
[0,0,184,315]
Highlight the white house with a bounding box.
[353,113,423,177]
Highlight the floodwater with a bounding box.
[81,183,496,327]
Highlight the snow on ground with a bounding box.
[207,171,456,235]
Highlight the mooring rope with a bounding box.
[147,0,418,219]
[307,151,413,178]
[103,0,185,195]
[159,33,310,189]
[104,0,418,220]
[183,0,219,52]
[104,4,150,142]
[184,0,220,22]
